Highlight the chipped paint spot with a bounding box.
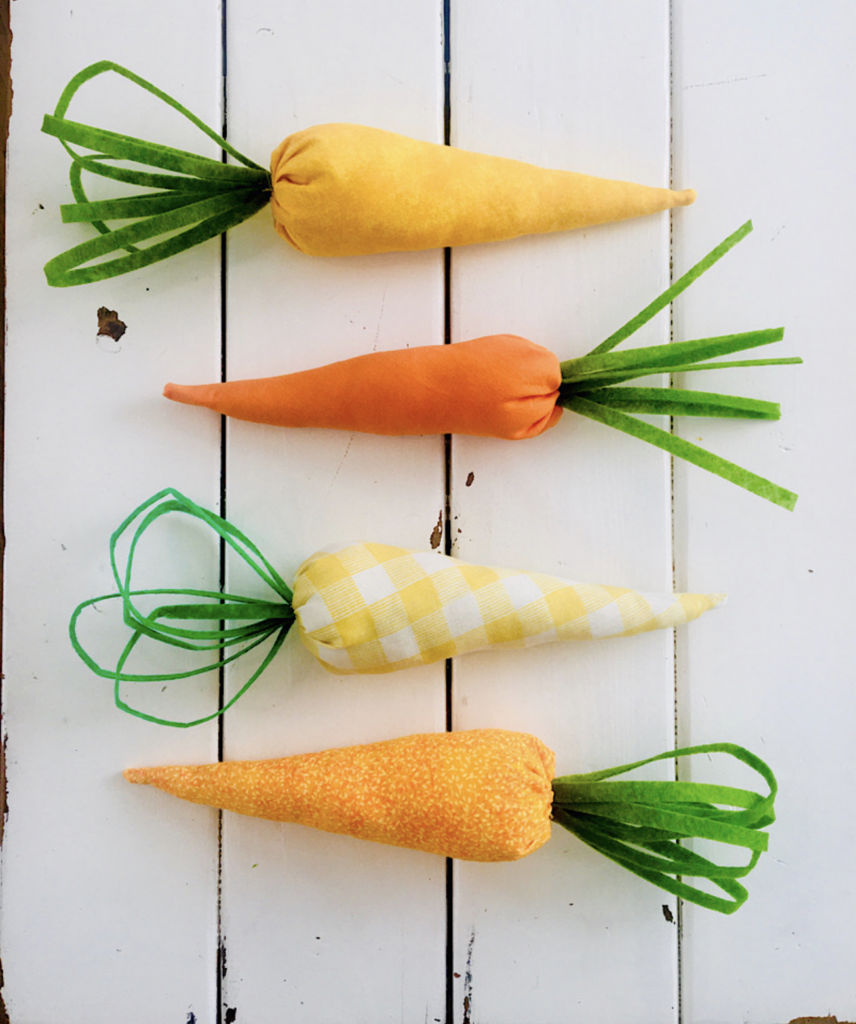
[96,306,127,341]
[429,511,443,550]
[465,472,474,486]
[662,904,675,924]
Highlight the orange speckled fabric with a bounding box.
[125,729,556,862]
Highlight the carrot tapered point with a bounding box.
[162,382,219,407]
[674,188,697,207]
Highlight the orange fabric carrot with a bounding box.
[162,220,801,510]
[124,728,777,912]
[164,335,562,440]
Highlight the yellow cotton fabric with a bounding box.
[125,729,556,862]
[293,542,724,674]
[269,124,696,257]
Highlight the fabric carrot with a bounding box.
[166,334,564,440]
[165,220,801,509]
[41,61,694,286]
[70,488,723,727]
[124,729,777,914]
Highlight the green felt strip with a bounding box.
[558,357,802,393]
[60,190,233,223]
[572,387,781,419]
[69,488,295,727]
[70,154,237,193]
[551,778,763,809]
[552,811,754,912]
[43,114,269,184]
[562,394,798,510]
[45,190,269,286]
[51,60,266,171]
[43,61,271,285]
[586,220,754,356]
[561,328,785,382]
[42,115,261,182]
[551,742,776,913]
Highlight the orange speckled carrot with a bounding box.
[126,729,555,862]
[125,730,777,913]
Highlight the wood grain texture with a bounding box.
[218,1,447,1020]
[3,2,853,1022]
[449,3,683,1021]
[672,3,856,1021]
[2,4,225,1022]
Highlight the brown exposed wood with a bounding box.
[0,2,9,1018]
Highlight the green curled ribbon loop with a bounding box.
[42,61,271,286]
[559,221,802,510]
[69,488,295,728]
[552,742,777,914]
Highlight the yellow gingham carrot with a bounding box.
[293,541,724,675]
[70,490,724,727]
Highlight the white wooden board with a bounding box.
[449,4,681,1023]
[2,1,855,1022]
[672,4,856,1022]
[2,3,225,1022]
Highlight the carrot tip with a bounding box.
[163,382,211,407]
[123,768,149,784]
[675,188,697,207]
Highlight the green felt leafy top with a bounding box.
[42,61,271,286]
[69,488,295,728]
[560,220,801,510]
[553,742,777,914]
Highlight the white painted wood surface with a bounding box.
[2,3,854,1024]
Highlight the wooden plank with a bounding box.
[449,3,685,1021]
[2,5,225,1023]
[218,2,447,1020]
[672,3,856,1021]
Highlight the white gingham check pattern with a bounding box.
[293,542,724,675]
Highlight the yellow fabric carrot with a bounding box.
[69,489,724,727]
[269,122,695,257]
[41,63,695,286]
[124,729,777,913]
